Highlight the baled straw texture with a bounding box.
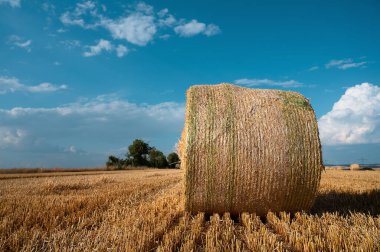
[350,164,361,170]
[179,83,323,216]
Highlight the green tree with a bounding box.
[106,155,124,170]
[148,148,168,168]
[126,139,150,167]
[167,152,180,168]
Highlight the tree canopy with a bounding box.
[167,152,180,168]
[106,139,180,169]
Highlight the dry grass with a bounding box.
[0,169,379,251]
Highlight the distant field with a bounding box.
[0,169,379,251]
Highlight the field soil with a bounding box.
[0,169,379,251]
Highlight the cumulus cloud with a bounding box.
[60,1,220,48]
[319,83,380,145]
[325,58,367,70]
[0,95,185,167]
[83,39,113,57]
[235,78,303,88]
[174,20,220,37]
[102,14,157,46]
[0,76,67,94]
[0,0,20,7]
[8,35,32,52]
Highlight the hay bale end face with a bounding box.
[179,83,323,216]
[350,164,361,170]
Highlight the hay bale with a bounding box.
[179,83,323,216]
[350,164,361,170]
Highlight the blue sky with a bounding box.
[0,0,379,167]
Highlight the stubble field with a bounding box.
[0,169,379,251]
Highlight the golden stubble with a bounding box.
[1,169,379,251]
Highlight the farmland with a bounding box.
[0,169,379,251]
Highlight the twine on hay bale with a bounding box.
[179,83,323,216]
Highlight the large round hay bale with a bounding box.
[350,163,361,170]
[179,83,323,216]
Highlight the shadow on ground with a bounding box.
[311,189,380,216]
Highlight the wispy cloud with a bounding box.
[83,39,128,58]
[8,35,32,52]
[308,66,319,71]
[116,44,128,58]
[0,0,20,8]
[60,39,81,49]
[59,1,221,48]
[60,1,99,29]
[325,58,367,70]
[0,95,185,167]
[0,76,67,94]
[234,78,303,88]
[174,20,220,37]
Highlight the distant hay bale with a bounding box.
[179,83,323,216]
[350,164,361,170]
[335,166,345,170]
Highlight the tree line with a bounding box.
[106,139,180,169]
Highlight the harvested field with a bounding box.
[1,169,379,251]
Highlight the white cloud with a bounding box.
[83,39,113,57]
[65,145,77,153]
[319,83,380,145]
[0,76,67,94]
[102,13,157,46]
[0,0,20,8]
[116,44,128,57]
[41,2,55,15]
[157,8,169,18]
[135,2,154,15]
[157,8,176,27]
[83,40,128,58]
[60,1,99,29]
[159,34,171,40]
[174,20,205,37]
[325,58,367,70]
[0,95,185,167]
[60,12,86,27]
[174,19,220,37]
[60,39,81,49]
[308,66,319,71]
[8,35,32,52]
[204,24,221,36]
[234,78,303,88]
[0,128,26,147]
[60,2,221,47]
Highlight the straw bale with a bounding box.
[179,83,323,215]
[350,164,361,170]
